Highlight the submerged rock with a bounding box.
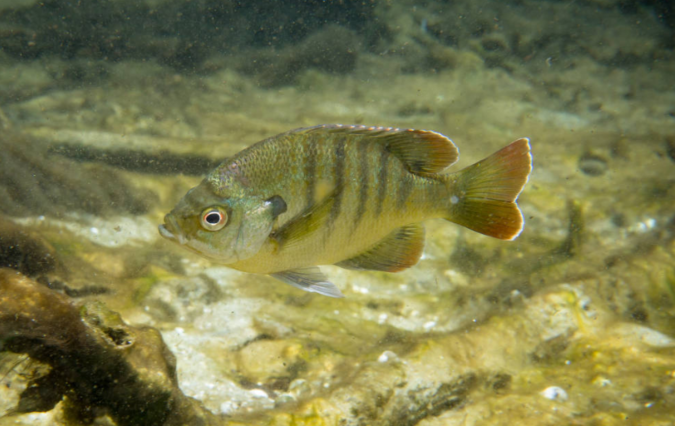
[0,217,58,278]
[0,269,220,426]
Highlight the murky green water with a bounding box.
[1,1,674,425]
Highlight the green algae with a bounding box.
[132,269,167,306]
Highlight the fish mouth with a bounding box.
[158,214,187,245]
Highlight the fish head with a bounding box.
[159,179,283,264]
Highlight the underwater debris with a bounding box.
[0,269,220,426]
[26,128,231,175]
[36,275,111,298]
[50,143,221,176]
[555,200,584,259]
[529,332,572,364]
[391,374,478,426]
[485,372,512,394]
[0,132,156,217]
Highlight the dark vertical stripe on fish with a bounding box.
[375,148,390,217]
[396,172,413,211]
[304,136,317,210]
[328,139,346,229]
[353,139,370,232]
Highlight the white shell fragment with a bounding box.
[249,389,269,399]
[540,386,568,401]
[378,350,398,363]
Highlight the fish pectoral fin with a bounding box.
[336,223,425,273]
[271,267,344,298]
[272,187,340,249]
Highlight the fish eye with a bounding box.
[200,207,228,231]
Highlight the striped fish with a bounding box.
[159,125,532,298]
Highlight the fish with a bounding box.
[159,124,532,298]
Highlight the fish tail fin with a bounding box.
[443,138,532,240]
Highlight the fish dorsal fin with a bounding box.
[336,223,425,272]
[271,267,344,298]
[303,124,459,173]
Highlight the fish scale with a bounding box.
[230,135,413,270]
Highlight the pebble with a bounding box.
[578,152,609,176]
[540,386,568,401]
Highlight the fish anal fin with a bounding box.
[271,267,344,298]
[336,224,425,273]
[303,124,458,173]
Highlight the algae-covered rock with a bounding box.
[0,217,58,278]
[240,25,362,87]
[0,132,156,218]
[0,269,220,426]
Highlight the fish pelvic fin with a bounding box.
[444,138,532,240]
[271,267,344,298]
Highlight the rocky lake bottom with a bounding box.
[1,0,674,425]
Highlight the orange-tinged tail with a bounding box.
[445,138,532,240]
